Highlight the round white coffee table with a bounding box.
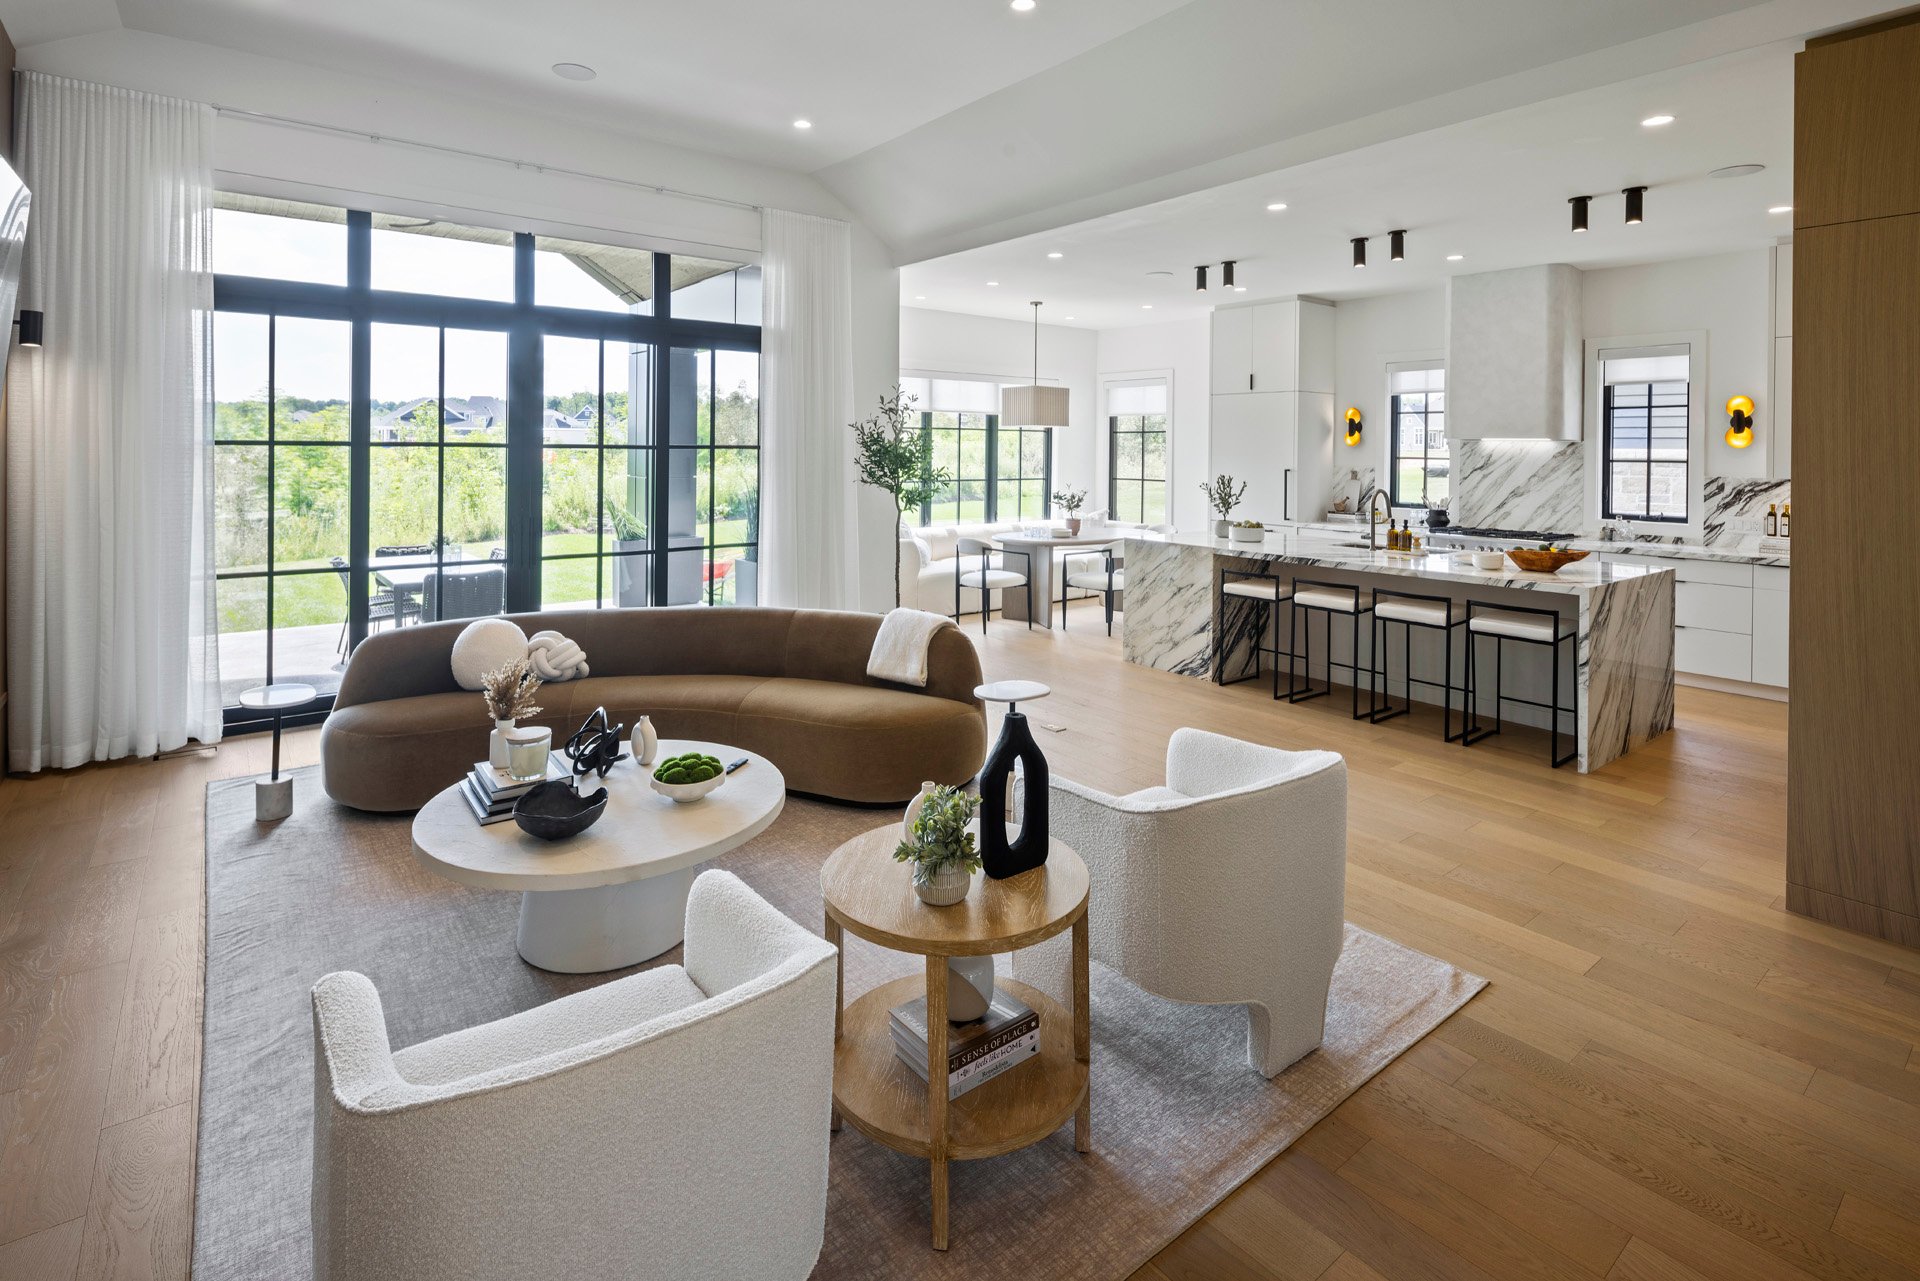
[410,740,785,973]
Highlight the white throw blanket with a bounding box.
[867,609,955,688]
[526,630,590,681]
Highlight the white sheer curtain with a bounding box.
[758,208,859,611]
[6,73,220,771]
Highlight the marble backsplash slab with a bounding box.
[1446,438,1787,548]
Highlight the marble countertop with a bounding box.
[1270,520,1788,568]
[1136,529,1672,596]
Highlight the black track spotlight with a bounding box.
[1389,229,1406,261]
[1194,265,1208,291]
[1221,259,1236,288]
[1569,195,1590,233]
[14,310,42,347]
[1351,236,1367,269]
[1623,185,1646,225]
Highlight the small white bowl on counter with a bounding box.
[1468,550,1505,570]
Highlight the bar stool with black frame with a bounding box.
[954,536,1034,633]
[1460,599,1578,768]
[1288,578,1377,719]
[1214,565,1298,699]
[1059,540,1124,635]
[1369,586,1467,742]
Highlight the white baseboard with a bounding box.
[1675,672,1788,702]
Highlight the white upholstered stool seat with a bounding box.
[958,568,1027,590]
[1065,569,1124,592]
[1468,607,1571,642]
[1293,586,1364,613]
[1376,597,1467,627]
[1221,578,1292,601]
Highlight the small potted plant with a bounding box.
[1051,487,1088,535]
[1199,474,1247,538]
[894,785,983,905]
[1229,518,1266,544]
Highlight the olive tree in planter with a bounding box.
[851,387,951,609]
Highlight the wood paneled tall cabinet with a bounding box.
[1787,16,1920,946]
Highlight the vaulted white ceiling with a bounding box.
[0,0,1897,264]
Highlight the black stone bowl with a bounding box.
[513,780,608,841]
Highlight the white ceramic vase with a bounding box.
[914,863,972,907]
[630,715,658,766]
[945,955,995,1023]
[902,780,938,837]
[488,718,514,771]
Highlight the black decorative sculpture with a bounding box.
[977,683,1051,879]
[563,706,628,786]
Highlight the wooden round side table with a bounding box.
[820,826,1090,1251]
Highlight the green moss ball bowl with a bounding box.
[649,771,727,804]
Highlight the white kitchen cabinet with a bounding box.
[1676,581,1753,632]
[1211,306,1254,395]
[1752,574,1789,687]
[1209,393,1296,522]
[1674,625,1753,682]
[1211,299,1334,394]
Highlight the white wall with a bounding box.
[1332,287,1448,506]
[1580,249,1774,481]
[20,28,905,608]
[1096,316,1211,529]
[898,306,1100,501]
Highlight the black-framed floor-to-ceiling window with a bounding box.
[210,194,761,727]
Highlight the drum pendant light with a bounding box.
[1001,301,1070,429]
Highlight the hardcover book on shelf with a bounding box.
[893,1029,1039,1100]
[459,777,519,826]
[890,990,1039,1074]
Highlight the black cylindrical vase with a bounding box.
[979,709,1050,878]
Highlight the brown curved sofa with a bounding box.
[320,607,987,811]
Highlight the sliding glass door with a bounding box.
[211,194,761,723]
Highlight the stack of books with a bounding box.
[891,990,1040,1100]
[460,757,563,825]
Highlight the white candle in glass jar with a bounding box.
[504,726,552,783]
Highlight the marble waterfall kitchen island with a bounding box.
[1121,530,1675,772]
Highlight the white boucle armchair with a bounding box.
[1013,728,1347,1077]
[310,870,838,1281]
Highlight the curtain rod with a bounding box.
[211,104,764,214]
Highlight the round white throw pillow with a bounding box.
[450,618,529,690]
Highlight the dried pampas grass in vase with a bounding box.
[481,659,544,724]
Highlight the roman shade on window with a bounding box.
[6,73,222,770]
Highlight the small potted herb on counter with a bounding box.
[1200,474,1248,538]
[894,785,983,905]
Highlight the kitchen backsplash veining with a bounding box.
[1446,439,1786,547]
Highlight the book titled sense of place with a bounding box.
[461,756,567,826]
[890,990,1041,1098]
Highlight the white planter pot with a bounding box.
[914,863,972,906]
[1213,519,1230,538]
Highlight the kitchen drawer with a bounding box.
[1632,555,1753,587]
[1675,625,1752,681]
[1753,565,1791,591]
[1676,581,1753,633]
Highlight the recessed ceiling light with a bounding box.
[792,118,812,130]
[1711,163,1766,179]
[1641,114,1674,127]
[1266,202,1288,212]
[1768,204,1793,214]
[1047,251,1063,259]
[1141,304,1153,310]
[1446,254,1464,261]
[914,294,926,300]
[1146,270,1174,278]
[1010,0,1036,10]
[986,281,999,287]
[1064,315,1075,321]
[1233,286,1246,292]
[551,62,596,81]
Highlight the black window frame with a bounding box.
[213,208,760,730]
[1388,368,1448,509]
[1600,376,1691,524]
[1107,411,1168,525]
[913,411,1052,526]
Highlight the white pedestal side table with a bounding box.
[239,682,318,822]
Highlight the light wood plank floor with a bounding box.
[3,604,1918,1280]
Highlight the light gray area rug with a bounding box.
[195,767,1485,1281]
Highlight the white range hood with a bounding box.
[1446,263,1583,441]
